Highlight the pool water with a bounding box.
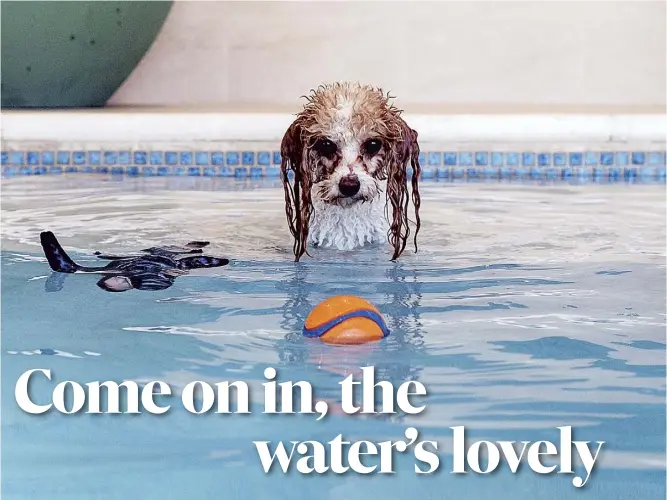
[1,175,665,499]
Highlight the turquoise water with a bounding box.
[1,176,665,499]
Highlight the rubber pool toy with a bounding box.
[39,231,229,293]
[303,295,390,345]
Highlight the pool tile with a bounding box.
[150,151,163,165]
[436,167,450,179]
[134,151,147,165]
[538,153,551,167]
[165,152,178,165]
[553,153,567,166]
[522,152,535,166]
[506,153,519,166]
[475,152,488,166]
[88,151,101,165]
[427,152,442,166]
[491,152,504,166]
[499,166,512,179]
[27,152,40,165]
[195,152,209,166]
[10,152,24,165]
[632,152,645,165]
[41,152,55,165]
[258,152,271,166]
[265,166,281,178]
[443,152,457,166]
[459,152,473,166]
[529,167,542,180]
[211,152,224,165]
[569,153,582,166]
[483,167,498,179]
[118,151,130,164]
[227,152,240,166]
[57,151,70,165]
[624,167,638,182]
[243,152,255,166]
[545,167,558,180]
[592,167,606,182]
[615,152,629,165]
[600,152,614,166]
[218,166,233,177]
[104,151,117,165]
[421,167,436,179]
[648,151,665,165]
[180,152,193,165]
[72,151,86,165]
[584,152,598,165]
[4,147,663,186]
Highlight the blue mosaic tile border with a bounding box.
[2,149,665,183]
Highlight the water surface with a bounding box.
[2,176,665,499]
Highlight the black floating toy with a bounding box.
[39,231,229,293]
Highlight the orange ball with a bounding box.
[303,295,390,345]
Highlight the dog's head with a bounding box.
[280,82,421,262]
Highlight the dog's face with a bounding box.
[280,82,422,261]
[305,96,392,207]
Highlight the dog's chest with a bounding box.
[308,198,389,251]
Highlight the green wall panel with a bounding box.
[1,1,173,108]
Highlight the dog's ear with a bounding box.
[385,119,421,261]
[280,120,313,262]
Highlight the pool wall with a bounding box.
[106,2,665,112]
[1,111,665,183]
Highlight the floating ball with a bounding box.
[302,295,390,345]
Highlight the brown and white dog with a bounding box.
[279,82,422,262]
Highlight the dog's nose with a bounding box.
[338,175,361,197]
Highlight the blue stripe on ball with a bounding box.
[302,309,390,339]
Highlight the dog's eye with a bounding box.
[312,139,337,157]
[364,139,383,156]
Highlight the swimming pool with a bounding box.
[1,171,665,499]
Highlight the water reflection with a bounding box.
[273,259,427,422]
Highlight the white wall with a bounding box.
[109,1,665,112]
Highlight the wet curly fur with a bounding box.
[280,82,421,262]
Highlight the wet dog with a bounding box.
[279,82,422,262]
